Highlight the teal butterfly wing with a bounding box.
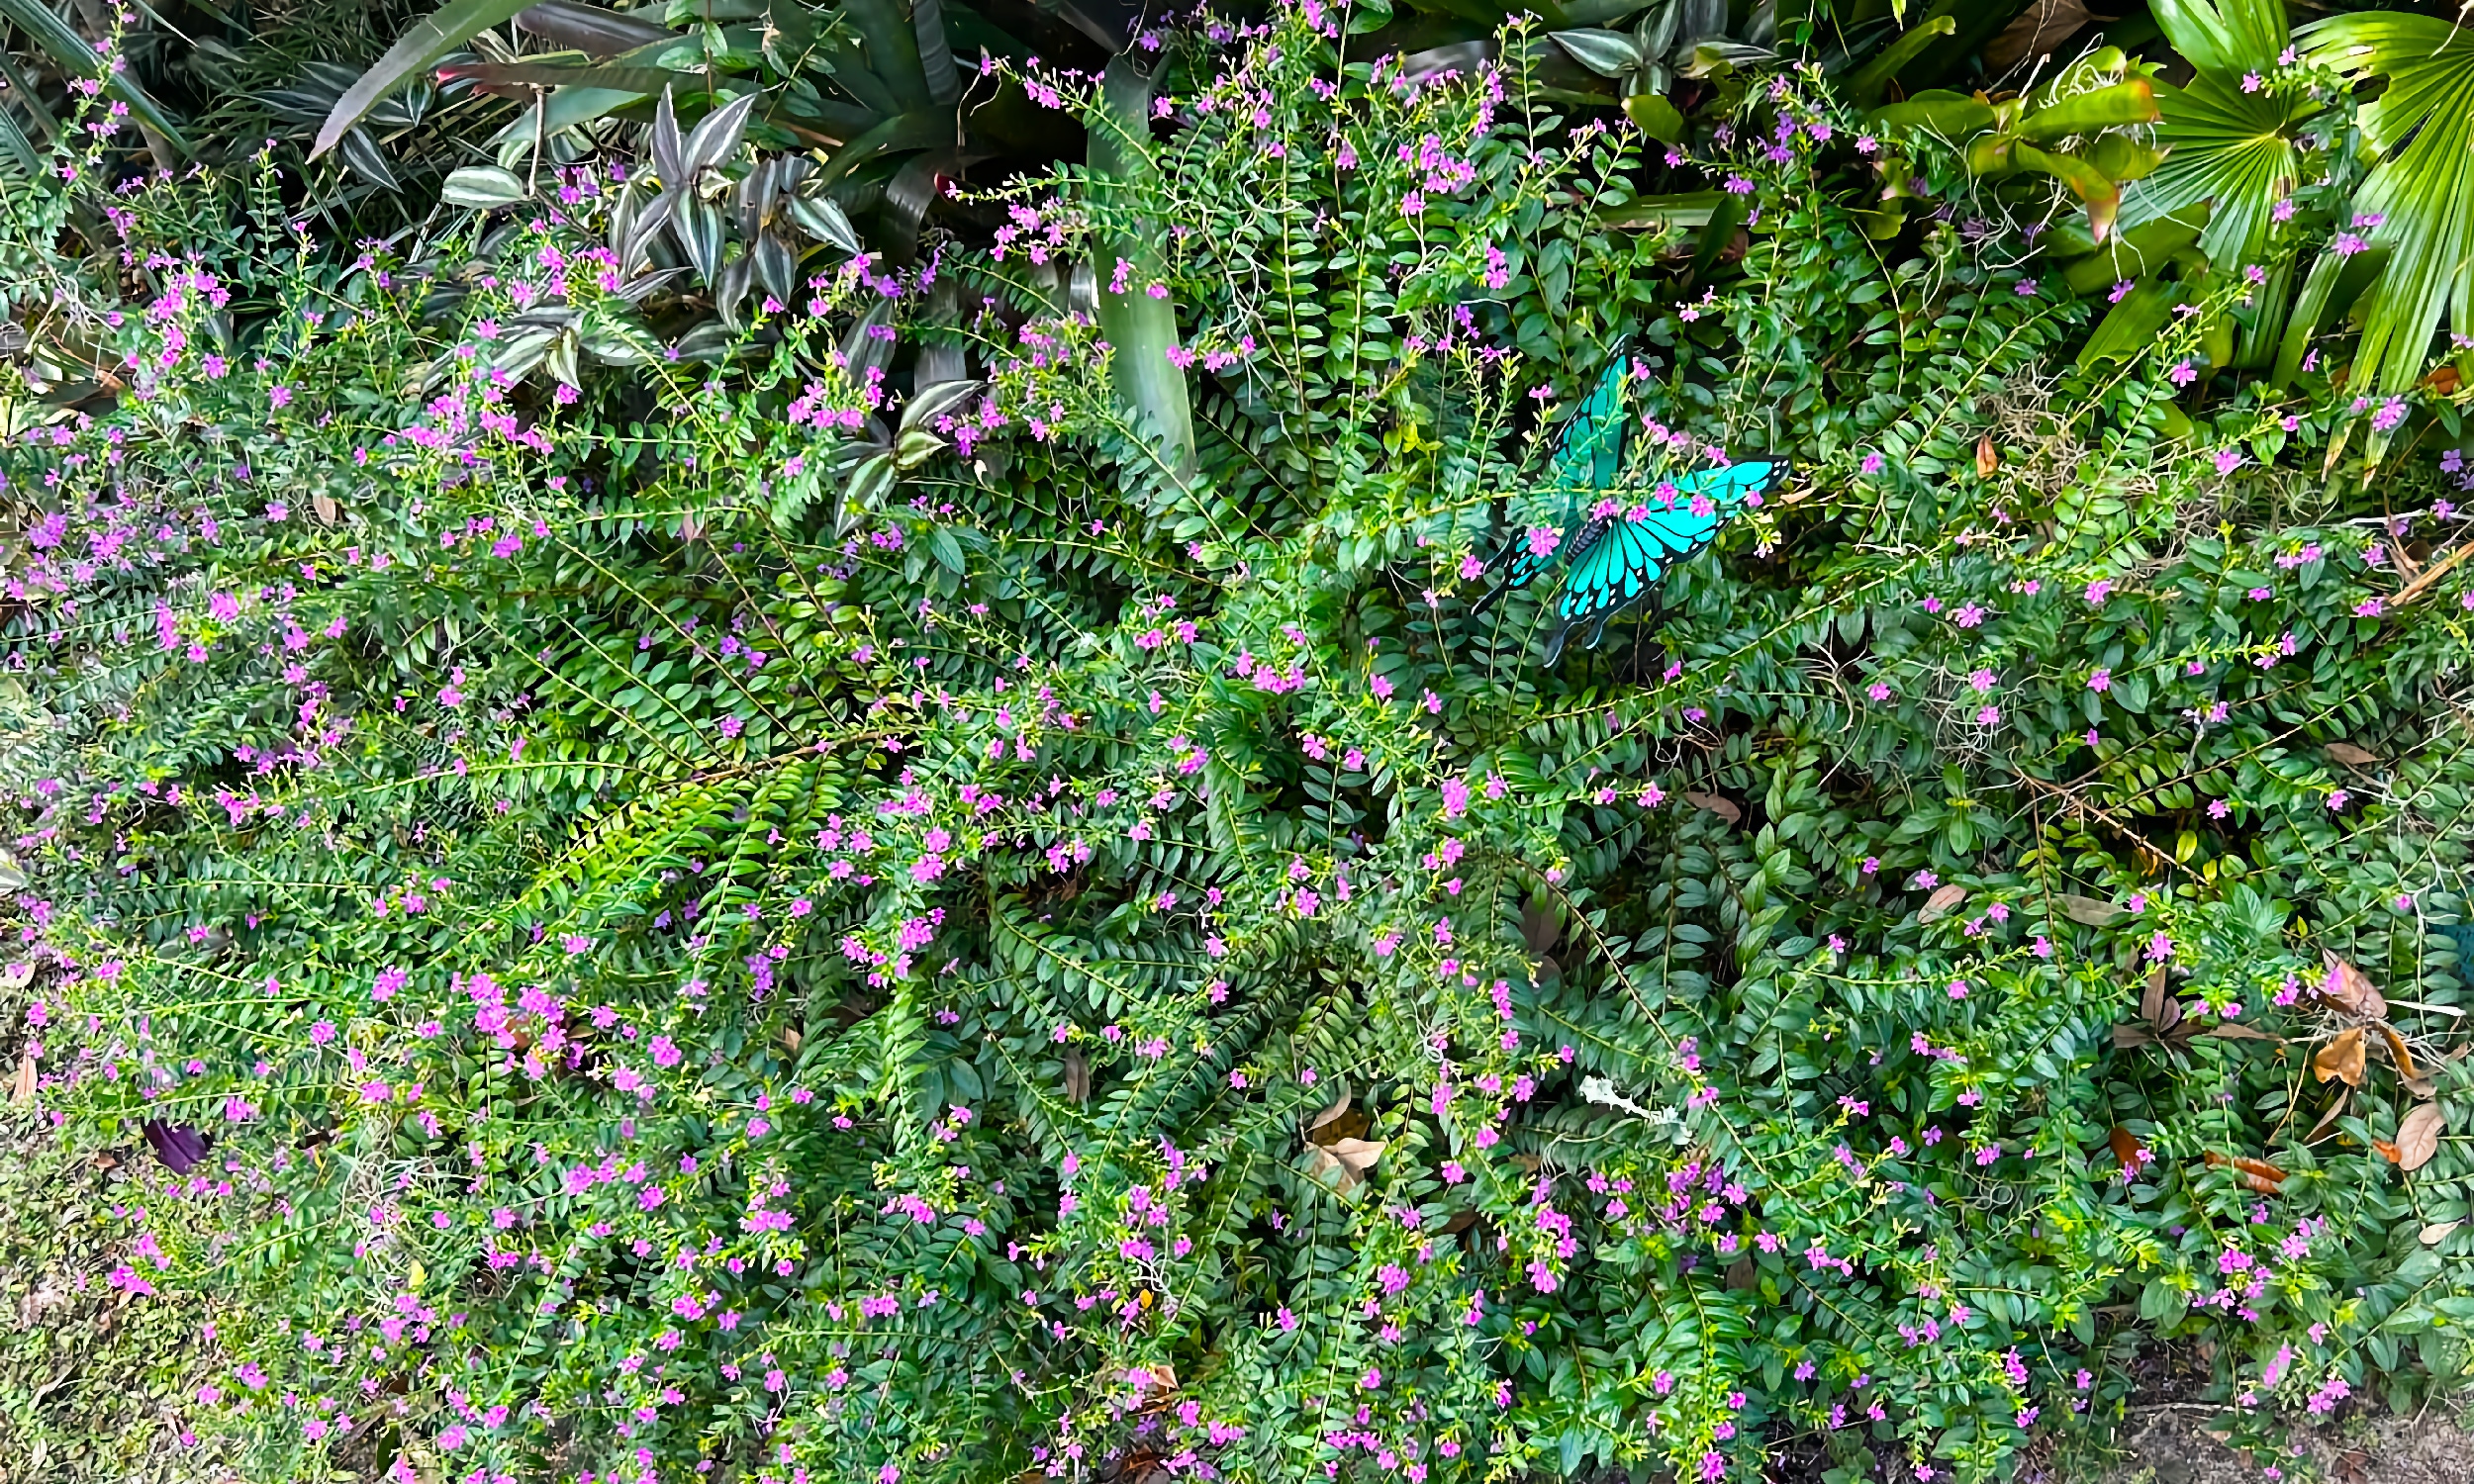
[1471,347,1634,611]
[1540,460,1786,663]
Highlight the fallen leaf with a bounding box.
[2055,893,2126,926]
[2317,951,2389,1019]
[2376,1024,2423,1081]
[1984,0,2100,71]
[2325,741,2381,768]
[2397,1102,2443,1171]
[2406,1075,2438,1100]
[2202,1150,2287,1194]
[2107,1125,2141,1176]
[2374,1138,2403,1164]
[1975,432,2000,479]
[2141,966,2168,1025]
[2308,1087,2349,1141]
[2111,1022,2154,1049]
[2203,1023,2283,1043]
[2153,991,2183,1039]
[1063,1047,1091,1105]
[312,491,338,524]
[1918,882,1968,923]
[2422,1220,2462,1246]
[1304,1135,1386,1190]
[1683,791,1743,825]
[1306,1086,1368,1144]
[8,1053,33,1107]
[1326,1137,1383,1172]
[1724,1256,1756,1290]
[780,1025,803,1056]
[2314,1027,2366,1087]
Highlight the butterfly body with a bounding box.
[1474,348,1785,663]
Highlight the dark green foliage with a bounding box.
[10,8,2474,1484]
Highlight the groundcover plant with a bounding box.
[8,2,2474,1482]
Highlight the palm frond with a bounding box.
[2302,14,2474,399]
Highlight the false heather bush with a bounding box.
[9,14,2474,1484]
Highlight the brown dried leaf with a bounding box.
[2307,1087,2350,1142]
[1306,1135,1386,1189]
[1327,1137,1384,1172]
[2397,1102,2443,1172]
[2318,952,2388,1020]
[1919,882,1968,923]
[2107,1125,2141,1176]
[2202,1150,2288,1194]
[1063,1047,1091,1105]
[2422,1220,2462,1246]
[2111,1022,2155,1049]
[1974,432,2000,479]
[2141,967,2168,1025]
[1305,1086,1365,1143]
[1683,791,1743,825]
[2325,741,2381,769]
[2204,1023,2284,1044]
[8,1054,33,1108]
[312,491,339,525]
[2314,1027,2367,1087]
[2406,1075,2438,1100]
[779,1025,804,1056]
[2374,1138,2403,1164]
[2056,893,2126,926]
[2376,1025,2423,1082]
[1984,0,2099,72]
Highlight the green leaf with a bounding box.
[0,0,186,152]
[1622,92,1684,143]
[314,0,541,158]
[2149,0,2285,76]
[440,163,530,208]
[2059,206,2209,294]
[2016,141,2123,241]
[1087,55,1195,487]
[1550,29,1645,79]
[2118,71,2316,275]
[1597,189,1723,230]
[1843,16,1957,109]
[2077,278,2179,367]
[2012,80,2160,142]
[2301,14,2474,396]
[1867,87,1995,138]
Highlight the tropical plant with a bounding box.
[15,7,2474,1484]
[314,0,1117,264]
[2299,12,2474,410]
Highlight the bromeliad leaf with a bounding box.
[314,0,544,158]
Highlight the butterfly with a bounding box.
[1473,346,1786,664]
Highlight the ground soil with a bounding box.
[2098,1404,2474,1484]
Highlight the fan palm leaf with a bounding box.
[2301,13,2474,399]
[2119,0,2313,275]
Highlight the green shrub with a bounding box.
[10,12,2474,1484]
